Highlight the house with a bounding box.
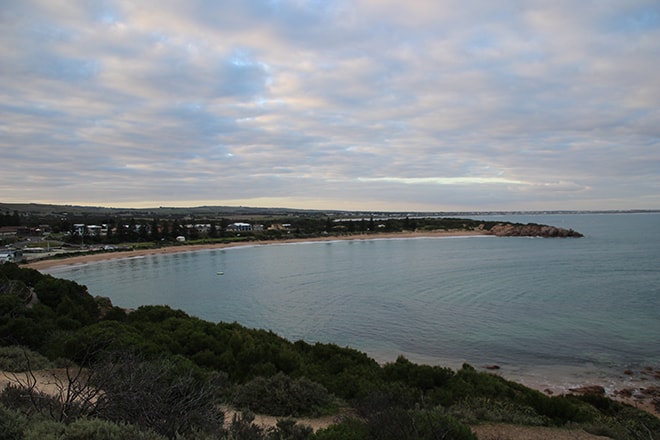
[0,249,23,263]
[86,225,103,237]
[226,222,253,232]
[0,227,19,238]
[71,224,109,237]
[268,223,291,231]
[0,226,32,237]
[185,224,211,234]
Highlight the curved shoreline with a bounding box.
[23,230,485,271]
[21,229,659,418]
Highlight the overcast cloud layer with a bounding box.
[2,0,659,211]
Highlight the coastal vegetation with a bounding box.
[1,263,658,439]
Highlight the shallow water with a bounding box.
[49,213,660,387]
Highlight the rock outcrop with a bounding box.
[486,223,583,238]
[569,385,606,396]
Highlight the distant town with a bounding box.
[1,202,649,264]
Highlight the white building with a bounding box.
[226,222,252,232]
[0,249,23,263]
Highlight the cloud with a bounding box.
[1,0,659,210]
[358,177,526,186]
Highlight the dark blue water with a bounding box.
[48,213,660,390]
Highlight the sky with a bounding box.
[1,1,659,212]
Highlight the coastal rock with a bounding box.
[615,388,635,398]
[484,364,501,370]
[640,386,660,397]
[569,385,606,396]
[488,223,583,238]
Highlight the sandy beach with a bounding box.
[23,230,485,271]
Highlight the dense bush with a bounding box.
[91,352,227,438]
[0,264,43,288]
[23,418,166,440]
[224,412,317,440]
[448,397,550,425]
[0,345,52,371]
[351,386,477,440]
[360,406,477,440]
[234,372,334,417]
[268,418,314,440]
[295,341,383,399]
[383,355,454,390]
[22,420,65,440]
[313,419,370,440]
[34,276,99,326]
[0,402,27,440]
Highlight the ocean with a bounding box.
[47,213,660,393]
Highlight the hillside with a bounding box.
[1,263,658,439]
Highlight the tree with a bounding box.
[33,276,99,324]
[93,352,227,438]
[128,219,138,241]
[138,222,150,242]
[234,372,332,417]
[0,352,108,423]
[1,348,227,438]
[150,218,161,241]
[114,221,126,241]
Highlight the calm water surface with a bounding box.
[48,213,660,390]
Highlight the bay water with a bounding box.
[47,213,660,392]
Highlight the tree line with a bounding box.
[10,210,504,245]
[0,211,21,227]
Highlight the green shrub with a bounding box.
[411,410,477,440]
[267,418,314,440]
[0,382,69,419]
[580,405,660,440]
[363,406,477,440]
[23,419,66,440]
[0,345,53,371]
[0,402,27,440]
[313,418,370,440]
[64,418,167,440]
[0,263,43,288]
[23,418,167,440]
[92,354,225,438]
[383,356,454,390]
[227,411,265,440]
[234,372,334,417]
[297,342,382,399]
[525,394,597,424]
[448,397,550,426]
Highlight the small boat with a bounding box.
[216,271,224,275]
